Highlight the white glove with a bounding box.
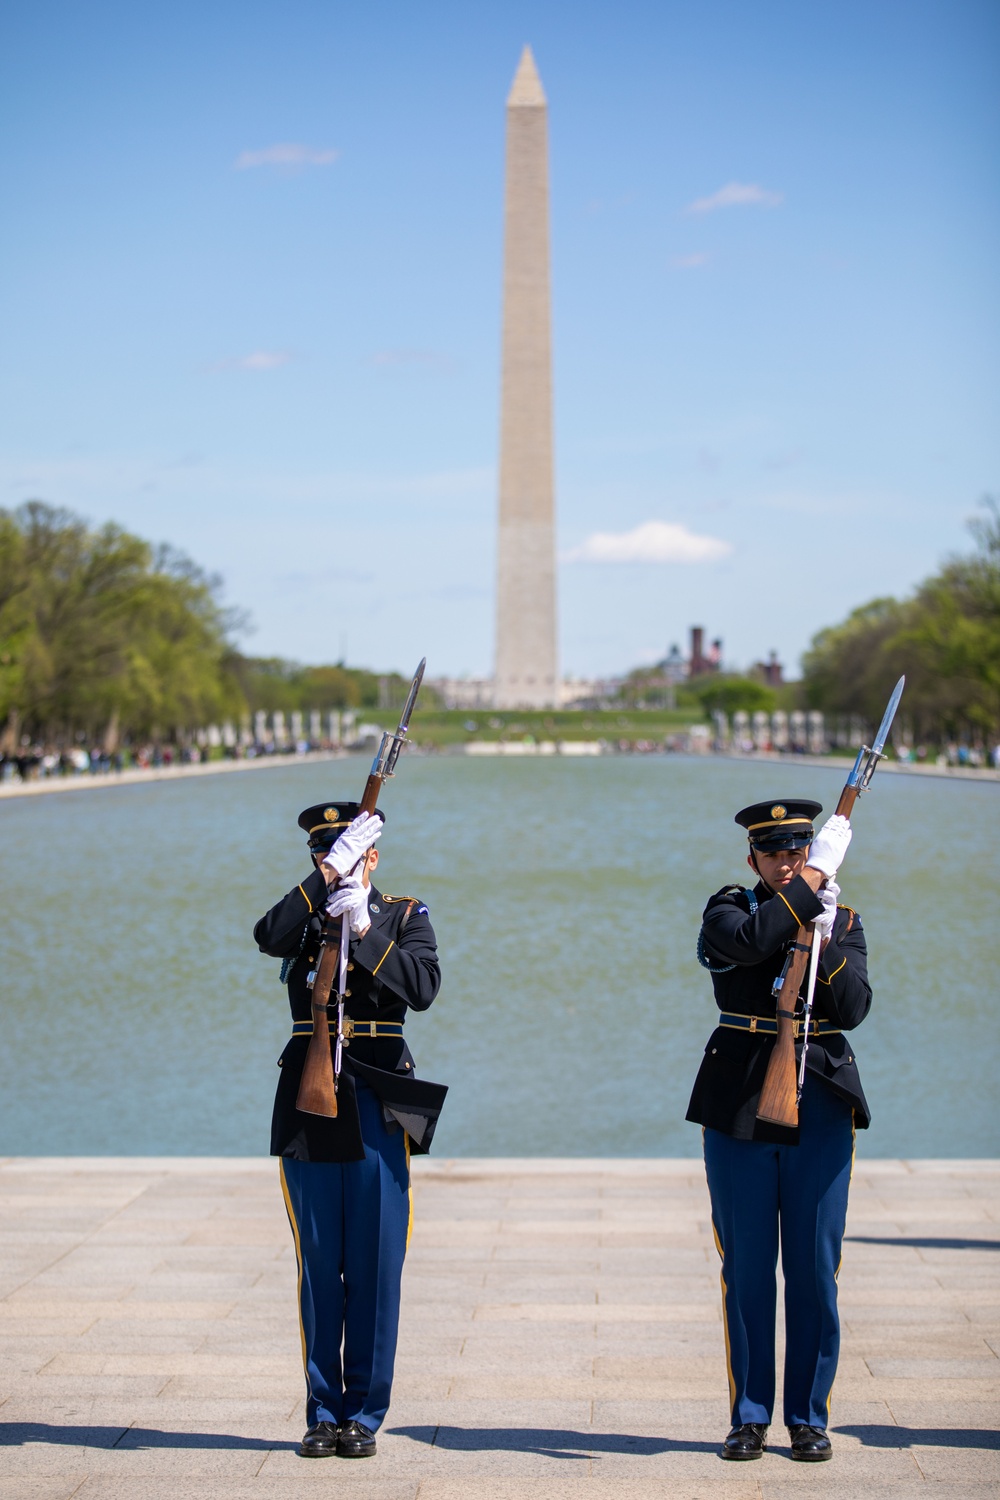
[813,879,840,942]
[325,874,371,935]
[322,811,383,879]
[806,814,852,879]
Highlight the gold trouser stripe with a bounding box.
[827,1121,857,1425]
[777,889,802,925]
[818,955,847,985]
[297,883,314,913]
[278,1160,311,1399]
[711,1214,737,1417]
[404,1133,414,1253]
[372,940,395,976]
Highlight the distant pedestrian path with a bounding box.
[2,744,996,799]
[0,747,347,798]
[0,1156,996,1496]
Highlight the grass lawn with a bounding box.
[408,707,706,749]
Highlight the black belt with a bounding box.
[718,1011,841,1039]
[291,1019,404,1040]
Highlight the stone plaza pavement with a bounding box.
[0,1157,997,1500]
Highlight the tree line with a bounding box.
[617,501,998,749]
[3,497,996,752]
[801,500,999,747]
[0,502,414,750]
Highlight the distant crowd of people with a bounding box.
[1,744,182,782]
[1,733,996,783]
[0,739,339,784]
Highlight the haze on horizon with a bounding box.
[1,0,997,680]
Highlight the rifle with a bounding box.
[296,658,426,1117]
[755,676,904,1127]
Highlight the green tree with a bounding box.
[228,657,435,717]
[693,674,777,717]
[802,500,1000,745]
[0,502,242,744]
[801,598,908,725]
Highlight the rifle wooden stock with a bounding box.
[296,777,383,1116]
[835,785,859,819]
[756,777,863,1126]
[292,654,426,1120]
[296,924,342,1117]
[755,674,903,1129]
[755,925,814,1127]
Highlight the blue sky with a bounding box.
[1,0,997,679]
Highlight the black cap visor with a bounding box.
[750,828,814,852]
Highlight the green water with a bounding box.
[1,756,997,1157]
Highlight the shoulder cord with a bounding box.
[279,920,313,985]
[696,887,758,973]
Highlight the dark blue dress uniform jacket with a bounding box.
[255,867,446,1163]
[685,874,872,1140]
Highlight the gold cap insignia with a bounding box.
[324,807,339,822]
[770,804,787,820]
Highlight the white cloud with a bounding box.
[683,181,783,216]
[234,143,339,171]
[669,252,709,269]
[206,351,292,372]
[565,520,732,564]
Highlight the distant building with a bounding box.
[431,678,495,710]
[688,626,723,677]
[663,645,685,684]
[559,676,617,708]
[755,651,784,687]
[431,676,615,711]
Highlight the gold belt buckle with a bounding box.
[340,1016,355,1042]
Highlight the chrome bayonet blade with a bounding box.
[396,657,426,738]
[375,657,427,779]
[872,675,905,757]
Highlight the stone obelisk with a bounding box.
[494,45,558,710]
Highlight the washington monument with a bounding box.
[494,46,558,710]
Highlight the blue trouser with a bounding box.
[279,1082,411,1432]
[704,1081,854,1429]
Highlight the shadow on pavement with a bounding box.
[845,1236,1000,1251]
[0,1423,282,1450]
[391,1425,718,1457]
[837,1425,1000,1450]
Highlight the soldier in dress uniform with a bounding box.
[686,799,869,1463]
[254,802,446,1460]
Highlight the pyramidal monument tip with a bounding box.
[507,45,546,108]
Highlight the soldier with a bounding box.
[255,802,446,1460]
[686,799,869,1463]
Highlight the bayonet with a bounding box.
[846,675,906,794]
[369,657,426,782]
[757,674,906,1128]
[296,655,428,1120]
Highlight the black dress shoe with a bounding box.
[720,1422,768,1459]
[299,1421,339,1457]
[337,1419,377,1458]
[788,1424,832,1461]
